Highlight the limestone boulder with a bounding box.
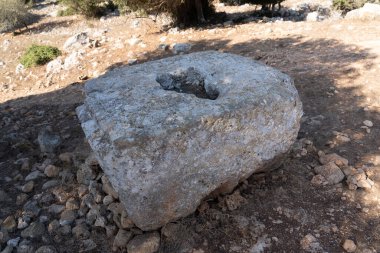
[345,3,380,20]
[76,51,303,230]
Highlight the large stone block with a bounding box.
[76,51,303,230]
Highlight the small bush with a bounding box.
[332,0,379,12]
[0,0,32,32]
[57,7,77,16]
[59,0,113,18]
[20,45,61,68]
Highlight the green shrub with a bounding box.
[332,0,379,12]
[59,0,115,17]
[113,0,214,25]
[20,45,61,68]
[57,7,77,16]
[0,0,32,32]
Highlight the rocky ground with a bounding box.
[1,0,380,252]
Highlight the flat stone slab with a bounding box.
[77,51,303,230]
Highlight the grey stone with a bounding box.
[21,181,34,193]
[314,162,345,185]
[25,171,44,181]
[7,237,20,247]
[101,175,118,199]
[1,245,13,253]
[20,222,45,239]
[38,127,61,153]
[127,232,160,253]
[35,246,58,253]
[42,180,60,190]
[44,165,60,178]
[76,51,303,230]
[171,43,192,54]
[23,201,41,218]
[80,239,97,252]
[112,229,133,251]
[16,244,34,253]
[48,204,65,214]
[72,224,90,239]
[59,210,77,226]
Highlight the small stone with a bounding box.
[120,210,134,229]
[0,190,10,202]
[314,162,345,185]
[38,127,61,153]
[171,43,192,54]
[17,217,29,229]
[311,174,326,186]
[42,180,60,190]
[7,237,20,247]
[16,194,28,205]
[319,153,349,167]
[17,244,35,253]
[127,59,137,65]
[101,175,118,199]
[80,239,97,252]
[59,225,71,235]
[44,165,60,178]
[48,204,65,214]
[127,232,160,253]
[102,195,114,205]
[94,216,107,228]
[72,223,90,239]
[343,239,357,252]
[300,234,321,251]
[58,153,73,163]
[47,220,59,234]
[25,171,44,181]
[2,216,16,232]
[35,245,58,253]
[112,229,133,251]
[20,159,31,171]
[223,190,247,211]
[59,210,77,226]
[0,228,10,244]
[65,198,80,210]
[105,225,117,238]
[158,44,169,51]
[21,222,45,239]
[363,120,373,127]
[23,200,41,217]
[21,181,34,193]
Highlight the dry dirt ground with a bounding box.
[1,0,380,252]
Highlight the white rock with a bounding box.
[363,120,373,127]
[15,64,25,75]
[63,33,88,52]
[346,3,380,19]
[46,58,63,75]
[306,12,319,21]
[76,51,303,230]
[64,51,83,70]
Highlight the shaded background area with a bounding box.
[1,8,380,251]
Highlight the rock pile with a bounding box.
[77,51,303,230]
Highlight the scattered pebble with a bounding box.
[342,239,357,252]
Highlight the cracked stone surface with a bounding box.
[76,51,303,230]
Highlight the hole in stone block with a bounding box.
[156,67,219,100]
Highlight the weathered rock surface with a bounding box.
[77,51,303,230]
[345,3,380,20]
